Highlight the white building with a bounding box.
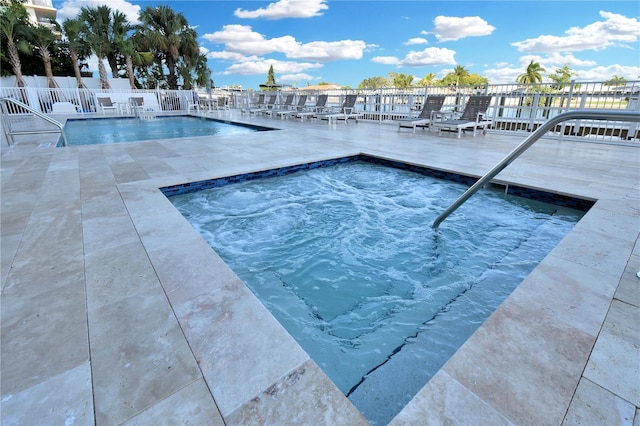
[23,0,56,28]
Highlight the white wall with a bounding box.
[0,75,131,90]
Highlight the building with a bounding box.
[23,0,56,28]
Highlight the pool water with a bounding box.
[168,161,583,425]
[60,116,271,146]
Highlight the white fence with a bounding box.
[1,79,639,145]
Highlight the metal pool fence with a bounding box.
[1,79,638,145]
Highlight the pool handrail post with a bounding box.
[0,97,68,147]
[432,109,640,229]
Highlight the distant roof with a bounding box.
[296,84,343,91]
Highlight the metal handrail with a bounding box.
[0,97,68,146]
[432,109,640,229]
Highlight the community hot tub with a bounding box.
[162,155,590,425]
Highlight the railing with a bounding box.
[1,80,638,145]
[1,97,67,146]
[432,110,640,229]
[239,80,639,144]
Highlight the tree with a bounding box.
[452,65,469,87]
[60,17,90,88]
[29,24,57,88]
[549,64,576,90]
[107,10,131,79]
[138,5,200,89]
[604,75,626,86]
[358,76,389,89]
[516,60,545,85]
[266,65,276,85]
[416,72,437,87]
[79,5,113,89]
[389,72,413,89]
[0,0,31,86]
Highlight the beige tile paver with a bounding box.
[1,111,639,424]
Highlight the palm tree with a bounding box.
[29,24,58,89]
[179,52,208,90]
[138,5,199,89]
[79,5,112,89]
[107,10,131,79]
[516,60,546,85]
[119,37,153,89]
[604,75,626,86]
[453,65,470,87]
[417,73,437,87]
[60,17,90,88]
[0,0,31,87]
[390,72,414,89]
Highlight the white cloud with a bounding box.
[403,47,457,66]
[518,53,596,70]
[483,66,522,84]
[512,11,640,53]
[278,73,317,83]
[431,16,495,42]
[221,58,322,76]
[574,64,640,81]
[234,0,328,20]
[288,40,367,61]
[203,25,367,61]
[372,47,456,67]
[56,0,141,24]
[405,37,428,46]
[372,56,401,65]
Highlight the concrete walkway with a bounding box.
[2,111,638,425]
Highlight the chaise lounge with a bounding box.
[293,94,328,121]
[316,94,362,124]
[432,95,493,138]
[396,95,447,133]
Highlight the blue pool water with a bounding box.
[168,161,584,425]
[60,116,272,146]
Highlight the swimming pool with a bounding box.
[166,157,586,425]
[59,115,274,146]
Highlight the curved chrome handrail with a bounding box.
[0,97,68,146]
[432,109,640,229]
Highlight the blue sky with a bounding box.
[53,0,640,89]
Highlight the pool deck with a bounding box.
[1,110,639,425]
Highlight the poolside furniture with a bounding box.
[243,94,265,114]
[97,97,118,115]
[249,95,277,115]
[264,94,294,117]
[216,96,230,111]
[51,102,79,114]
[396,95,447,133]
[129,96,157,119]
[316,94,362,124]
[184,93,200,113]
[432,95,493,138]
[279,95,308,120]
[293,94,328,121]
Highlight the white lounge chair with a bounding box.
[129,96,156,119]
[184,93,200,113]
[249,95,277,115]
[396,95,446,133]
[51,102,79,114]
[293,94,328,121]
[278,95,307,119]
[264,94,294,117]
[432,95,493,138]
[316,94,362,124]
[97,97,118,115]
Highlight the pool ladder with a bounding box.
[1,97,68,146]
[432,109,640,229]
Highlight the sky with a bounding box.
[52,0,640,89]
